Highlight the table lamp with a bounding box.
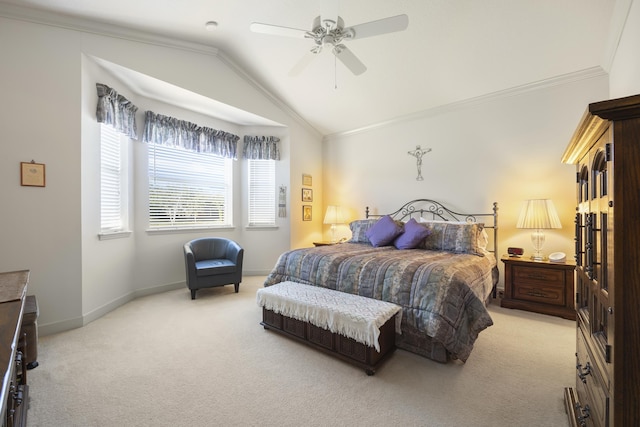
[516,199,562,260]
[323,205,347,243]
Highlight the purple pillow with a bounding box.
[394,218,431,249]
[366,215,403,247]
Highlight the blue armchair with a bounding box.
[183,237,244,300]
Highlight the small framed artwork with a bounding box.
[302,188,313,202]
[302,174,312,187]
[302,205,312,221]
[20,161,46,187]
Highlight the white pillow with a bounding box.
[478,228,489,250]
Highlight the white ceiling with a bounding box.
[0,0,619,136]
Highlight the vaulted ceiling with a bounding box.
[0,0,619,136]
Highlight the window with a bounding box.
[100,124,127,233]
[148,143,233,229]
[248,159,276,226]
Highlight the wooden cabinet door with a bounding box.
[588,133,612,374]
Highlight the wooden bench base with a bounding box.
[261,308,396,375]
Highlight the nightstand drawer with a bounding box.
[513,266,565,285]
[501,256,576,320]
[513,282,565,306]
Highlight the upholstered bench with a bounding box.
[256,281,401,375]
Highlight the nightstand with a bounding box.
[501,255,576,320]
[313,241,336,247]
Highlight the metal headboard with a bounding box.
[365,199,499,258]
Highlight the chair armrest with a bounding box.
[226,240,244,267]
[184,244,198,279]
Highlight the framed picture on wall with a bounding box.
[302,188,313,202]
[302,174,312,187]
[302,205,312,221]
[20,161,46,187]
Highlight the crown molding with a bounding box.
[0,2,321,139]
[601,0,634,73]
[0,2,218,55]
[323,66,609,142]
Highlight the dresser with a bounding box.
[0,270,29,427]
[501,256,576,320]
[562,94,640,427]
[312,241,336,247]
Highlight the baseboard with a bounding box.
[38,281,185,337]
[37,276,265,337]
[38,316,83,337]
[243,269,272,276]
[133,281,184,299]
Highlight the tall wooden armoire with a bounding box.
[562,94,640,427]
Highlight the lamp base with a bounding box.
[330,224,337,243]
[530,230,546,262]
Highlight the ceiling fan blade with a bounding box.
[250,22,308,38]
[347,14,409,40]
[333,45,367,76]
[288,51,318,77]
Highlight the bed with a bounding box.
[264,199,499,363]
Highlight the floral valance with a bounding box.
[242,135,281,160]
[95,83,139,139]
[142,111,240,159]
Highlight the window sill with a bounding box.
[98,230,132,240]
[146,226,235,235]
[245,225,279,231]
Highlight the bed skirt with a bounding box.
[395,324,450,363]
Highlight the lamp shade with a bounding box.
[516,199,562,229]
[323,205,347,225]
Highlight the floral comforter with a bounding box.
[264,243,497,362]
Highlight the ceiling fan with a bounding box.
[250,14,409,76]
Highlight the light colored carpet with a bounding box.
[27,276,573,427]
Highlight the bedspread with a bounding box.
[264,243,496,362]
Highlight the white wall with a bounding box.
[0,13,322,334]
[323,76,609,290]
[80,55,138,325]
[609,0,640,97]
[0,17,84,331]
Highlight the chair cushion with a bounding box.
[195,259,237,276]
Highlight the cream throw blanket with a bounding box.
[256,281,402,352]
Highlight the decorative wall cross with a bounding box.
[278,186,287,217]
[408,145,432,181]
